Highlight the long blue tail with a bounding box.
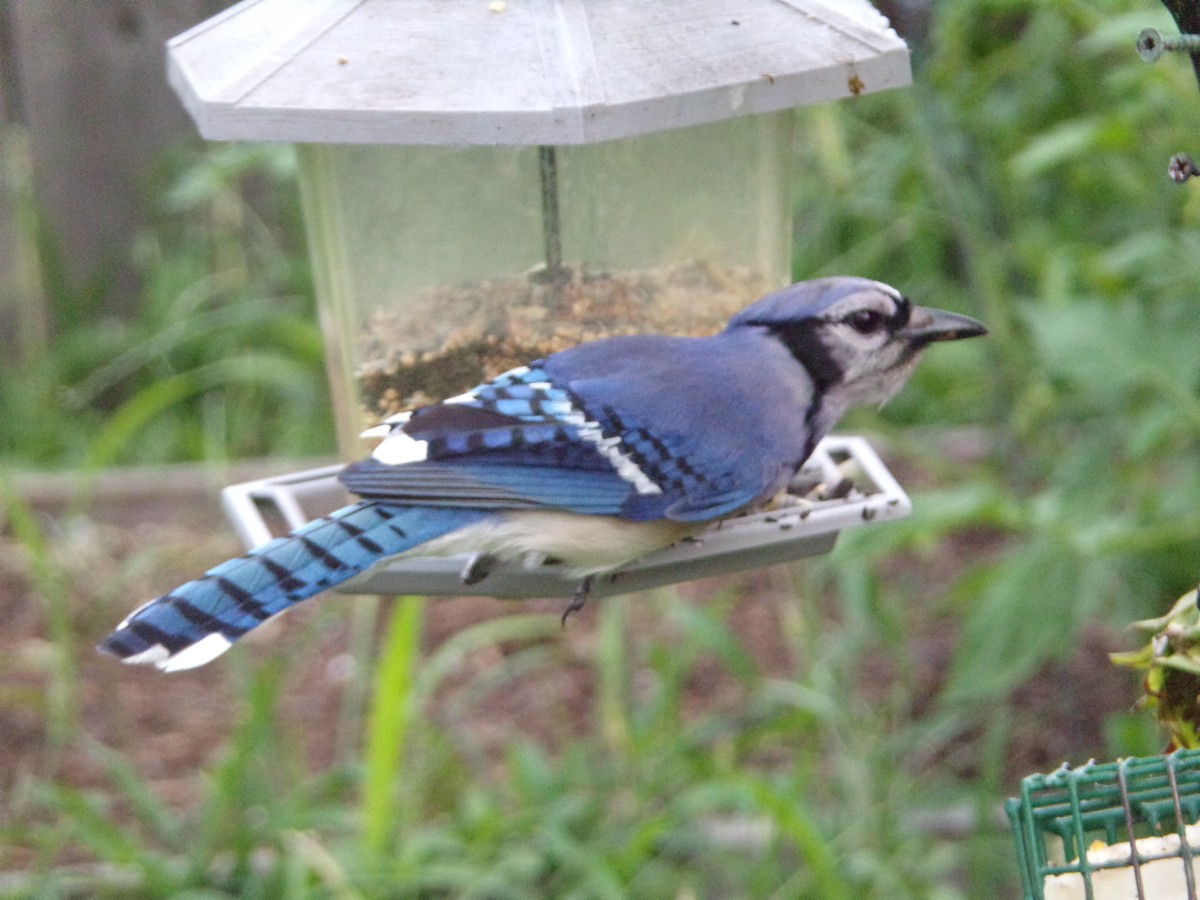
[99,502,491,671]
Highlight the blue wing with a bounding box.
[542,332,820,520]
[341,364,655,517]
[342,336,814,523]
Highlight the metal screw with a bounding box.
[1169,153,1200,183]
[1137,27,1200,62]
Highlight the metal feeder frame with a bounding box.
[221,434,910,600]
[1008,750,1200,900]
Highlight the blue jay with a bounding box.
[99,277,985,671]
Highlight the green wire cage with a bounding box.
[1008,750,1200,899]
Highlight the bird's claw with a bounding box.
[461,552,498,585]
[561,574,594,626]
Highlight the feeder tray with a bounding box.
[220,435,910,600]
[1008,750,1200,899]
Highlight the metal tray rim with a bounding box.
[219,434,911,599]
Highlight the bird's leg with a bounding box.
[461,552,499,585]
[561,574,594,626]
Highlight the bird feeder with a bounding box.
[166,0,915,596]
[1008,751,1200,900]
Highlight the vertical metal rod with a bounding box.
[1167,754,1198,900]
[1067,765,1097,900]
[538,145,564,284]
[1117,761,1148,899]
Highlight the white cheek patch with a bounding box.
[823,324,891,381]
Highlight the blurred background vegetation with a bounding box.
[2,1,1200,897]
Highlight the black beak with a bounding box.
[900,306,987,345]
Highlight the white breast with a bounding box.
[404,510,698,577]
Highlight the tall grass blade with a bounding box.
[0,475,76,758]
[361,596,424,856]
[596,599,632,758]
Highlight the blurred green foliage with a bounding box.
[4,1,1200,897]
[0,143,333,468]
[795,2,1200,712]
[1111,586,1200,750]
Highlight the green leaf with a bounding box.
[1131,588,1200,633]
[1160,654,1200,677]
[1109,644,1157,670]
[944,545,1089,703]
[1012,117,1103,178]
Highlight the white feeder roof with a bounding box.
[169,0,910,145]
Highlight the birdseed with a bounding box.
[355,260,771,425]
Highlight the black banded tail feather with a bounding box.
[98,503,492,671]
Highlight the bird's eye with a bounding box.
[845,309,887,334]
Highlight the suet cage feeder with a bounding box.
[167,0,915,594]
[1008,750,1200,900]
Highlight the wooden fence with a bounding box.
[0,1,231,368]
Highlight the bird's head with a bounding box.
[728,276,987,413]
